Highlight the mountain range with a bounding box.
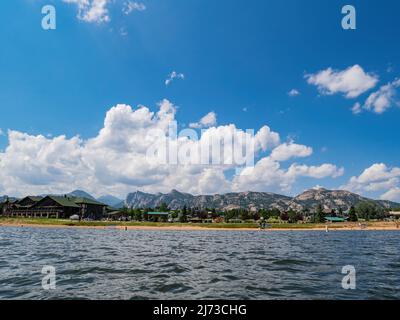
[125,188,400,212]
[2,188,399,212]
[67,190,124,208]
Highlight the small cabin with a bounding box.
[325,216,347,223]
[145,212,169,222]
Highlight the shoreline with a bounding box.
[1,220,400,231]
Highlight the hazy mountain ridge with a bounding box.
[125,188,400,211]
[67,190,96,200]
[96,195,124,208]
[287,188,398,211]
[0,196,18,203]
[68,190,123,207]
[3,188,399,212]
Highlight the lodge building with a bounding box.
[1,195,108,220]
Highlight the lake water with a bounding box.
[0,226,399,300]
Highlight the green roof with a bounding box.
[46,196,80,208]
[147,212,170,215]
[26,196,43,202]
[72,197,106,206]
[20,195,106,208]
[325,217,347,222]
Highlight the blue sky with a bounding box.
[0,0,399,200]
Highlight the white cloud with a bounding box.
[189,112,217,129]
[0,100,343,198]
[270,142,312,162]
[287,164,344,179]
[288,89,300,97]
[123,1,146,15]
[63,0,111,23]
[381,188,400,202]
[351,102,362,114]
[342,163,400,201]
[0,128,4,136]
[306,64,378,98]
[362,79,400,114]
[233,158,343,193]
[165,71,185,86]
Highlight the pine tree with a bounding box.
[315,204,326,223]
[348,206,358,222]
[179,206,188,223]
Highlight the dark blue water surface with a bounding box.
[0,226,399,299]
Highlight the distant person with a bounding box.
[259,218,265,230]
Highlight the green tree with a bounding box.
[355,201,386,220]
[170,211,178,219]
[224,210,236,222]
[240,209,250,221]
[302,207,310,218]
[348,206,358,222]
[158,202,169,212]
[315,204,326,223]
[259,209,271,220]
[287,210,299,223]
[270,208,281,217]
[132,209,142,221]
[179,206,188,223]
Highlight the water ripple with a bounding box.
[0,226,399,299]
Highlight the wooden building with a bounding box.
[145,212,170,222]
[2,195,107,220]
[17,196,43,207]
[73,197,107,220]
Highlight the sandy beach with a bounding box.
[1,220,399,231]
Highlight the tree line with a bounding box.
[119,200,394,223]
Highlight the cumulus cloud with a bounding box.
[381,188,400,202]
[123,1,146,15]
[189,112,217,129]
[63,0,111,23]
[270,142,312,162]
[351,102,362,115]
[342,163,400,201]
[287,164,344,179]
[233,158,343,193]
[0,100,343,197]
[306,65,378,98]
[362,79,400,114]
[165,71,185,86]
[288,89,300,97]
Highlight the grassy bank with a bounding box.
[0,217,261,228]
[2,217,396,230]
